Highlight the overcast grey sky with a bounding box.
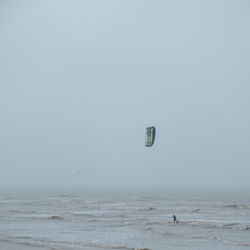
[1,0,250,187]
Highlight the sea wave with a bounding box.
[209,236,250,247]
[47,215,64,220]
[223,204,250,209]
[146,219,250,231]
[192,235,250,247]
[183,220,250,231]
[0,237,49,249]
[17,211,104,222]
[6,209,38,214]
[78,205,157,212]
[0,236,137,250]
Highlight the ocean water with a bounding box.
[0,188,250,250]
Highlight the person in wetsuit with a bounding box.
[173,214,177,223]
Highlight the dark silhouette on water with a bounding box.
[173,214,178,223]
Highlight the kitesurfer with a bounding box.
[173,214,177,223]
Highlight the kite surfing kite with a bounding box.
[145,127,156,147]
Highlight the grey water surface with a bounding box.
[1,188,250,250]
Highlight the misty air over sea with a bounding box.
[0,188,250,250]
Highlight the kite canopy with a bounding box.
[145,127,156,147]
